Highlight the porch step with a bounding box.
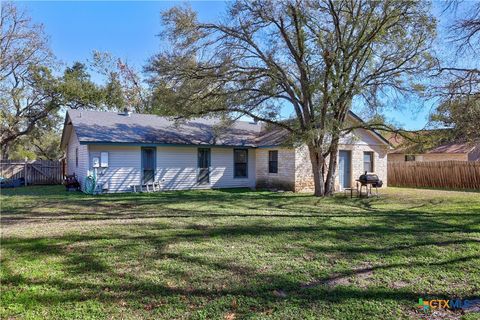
[131,182,162,193]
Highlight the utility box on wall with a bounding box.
[92,157,100,168]
[100,152,109,167]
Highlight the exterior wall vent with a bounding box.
[119,107,132,116]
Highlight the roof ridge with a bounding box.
[67,108,261,126]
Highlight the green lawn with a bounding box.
[1,186,479,320]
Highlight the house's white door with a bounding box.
[339,150,351,189]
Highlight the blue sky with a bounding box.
[22,1,455,130]
[22,1,228,68]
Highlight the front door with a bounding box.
[142,147,156,184]
[197,148,210,184]
[339,150,351,189]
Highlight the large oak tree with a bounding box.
[150,0,435,196]
[0,2,133,159]
[430,2,480,142]
[0,2,59,159]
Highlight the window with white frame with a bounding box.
[363,152,374,172]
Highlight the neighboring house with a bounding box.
[388,135,480,162]
[60,109,390,193]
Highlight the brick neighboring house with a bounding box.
[388,134,480,162]
[61,109,390,193]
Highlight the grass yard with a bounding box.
[1,186,480,320]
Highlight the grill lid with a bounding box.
[359,171,381,183]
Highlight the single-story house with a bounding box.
[60,109,390,193]
[388,134,480,162]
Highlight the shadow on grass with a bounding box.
[2,230,479,316]
[2,185,479,223]
[2,186,480,317]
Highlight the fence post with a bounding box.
[24,157,28,186]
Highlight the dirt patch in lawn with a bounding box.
[301,263,375,289]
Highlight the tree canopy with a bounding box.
[0,2,150,159]
[147,0,436,195]
[426,2,480,144]
[430,97,480,142]
[0,2,58,159]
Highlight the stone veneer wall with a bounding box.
[294,145,316,192]
[255,131,390,193]
[294,144,389,192]
[255,148,296,191]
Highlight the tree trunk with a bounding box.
[307,143,326,196]
[1,142,10,160]
[324,137,340,196]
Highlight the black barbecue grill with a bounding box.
[358,172,383,188]
[356,172,383,197]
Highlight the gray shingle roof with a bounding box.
[63,109,389,148]
[66,109,263,147]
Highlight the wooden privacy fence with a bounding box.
[0,159,63,185]
[388,161,480,189]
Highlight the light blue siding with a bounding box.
[87,145,256,192]
[66,128,88,190]
[156,146,256,190]
[89,145,142,193]
[210,147,256,188]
